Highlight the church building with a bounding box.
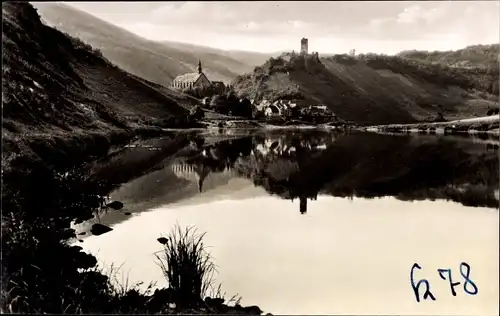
[170,60,213,90]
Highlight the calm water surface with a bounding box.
[76,130,499,315]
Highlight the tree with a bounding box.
[209,95,221,108]
[230,98,253,119]
[434,111,445,122]
[210,95,230,115]
[189,105,204,120]
[253,109,265,120]
[184,85,216,99]
[290,106,301,118]
[226,91,238,104]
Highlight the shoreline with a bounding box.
[361,115,499,136]
[2,123,267,315]
[4,114,497,174]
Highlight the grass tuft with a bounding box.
[154,224,219,309]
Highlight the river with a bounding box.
[74,130,499,315]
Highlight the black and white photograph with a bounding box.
[2,1,499,315]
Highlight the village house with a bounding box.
[307,105,332,116]
[257,99,299,117]
[273,100,294,117]
[255,99,271,112]
[211,81,226,94]
[264,105,282,117]
[170,60,226,92]
[255,97,335,119]
[201,97,211,107]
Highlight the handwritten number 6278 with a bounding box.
[410,262,478,302]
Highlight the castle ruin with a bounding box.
[300,38,308,55]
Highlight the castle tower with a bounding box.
[198,59,202,74]
[300,38,308,55]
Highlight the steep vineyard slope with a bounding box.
[232,53,498,125]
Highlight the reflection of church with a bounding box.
[171,161,237,193]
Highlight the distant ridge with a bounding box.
[33,2,274,85]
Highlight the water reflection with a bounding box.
[78,131,498,315]
[168,131,498,213]
[75,131,498,233]
[169,132,340,214]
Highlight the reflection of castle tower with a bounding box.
[171,162,237,193]
[299,196,307,214]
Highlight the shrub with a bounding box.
[154,225,217,309]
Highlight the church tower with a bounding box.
[194,163,211,193]
[198,59,202,74]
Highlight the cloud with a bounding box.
[393,4,446,25]
[151,2,239,25]
[396,5,423,24]
[70,1,499,53]
[146,1,403,37]
[366,1,499,44]
[146,2,328,37]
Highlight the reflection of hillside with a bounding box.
[191,132,498,210]
[82,131,498,234]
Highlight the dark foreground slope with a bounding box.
[2,2,191,168]
[33,2,270,84]
[1,3,263,314]
[232,53,498,125]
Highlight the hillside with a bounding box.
[2,2,190,167]
[398,44,499,68]
[232,52,498,125]
[32,2,271,85]
[160,40,273,68]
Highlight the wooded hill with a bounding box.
[232,50,498,125]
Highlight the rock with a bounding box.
[78,231,86,236]
[243,305,263,314]
[75,213,95,224]
[71,245,83,252]
[106,201,124,210]
[61,228,76,240]
[74,250,97,270]
[232,304,263,315]
[157,237,168,245]
[90,223,113,236]
[124,212,132,215]
[205,297,224,307]
[146,288,174,312]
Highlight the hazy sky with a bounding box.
[66,1,499,54]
